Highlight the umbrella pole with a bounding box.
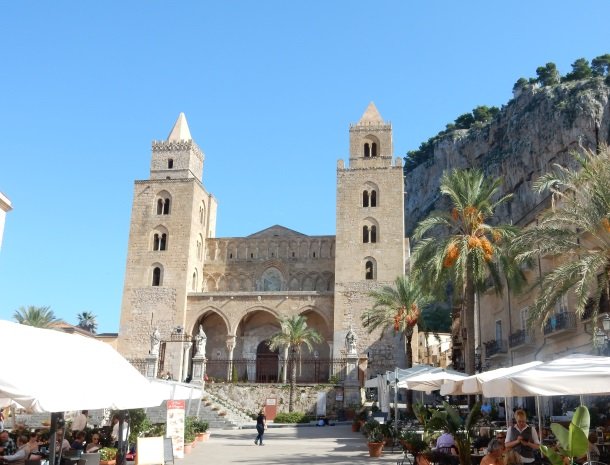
[536,396,542,440]
[394,368,398,437]
[117,410,130,465]
[49,412,63,465]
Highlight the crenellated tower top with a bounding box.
[150,113,205,183]
[348,102,393,169]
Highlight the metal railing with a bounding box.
[543,312,577,335]
[205,358,347,384]
[508,329,535,348]
[484,340,508,358]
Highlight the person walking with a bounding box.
[254,410,266,446]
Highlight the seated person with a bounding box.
[70,432,86,451]
[0,435,29,465]
[55,430,71,453]
[480,439,505,465]
[25,433,42,459]
[505,449,523,465]
[85,433,102,453]
[436,431,458,455]
[473,433,491,451]
[0,431,17,456]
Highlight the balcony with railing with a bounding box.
[484,339,508,359]
[543,312,577,336]
[509,329,536,350]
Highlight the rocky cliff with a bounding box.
[405,78,610,234]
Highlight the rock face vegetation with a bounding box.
[404,55,610,234]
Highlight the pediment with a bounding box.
[247,224,308,238]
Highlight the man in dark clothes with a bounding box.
[254,410,266,446]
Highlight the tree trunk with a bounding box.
[289,350,297,412]
[462,273,476,376]
[405,330,414,416]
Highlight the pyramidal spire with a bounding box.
[167,112,192,141]
[358,102,383,124]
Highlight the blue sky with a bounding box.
[1,1,609,333]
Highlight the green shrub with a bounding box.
[273,412,311,423]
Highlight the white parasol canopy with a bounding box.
[481,353,610,398]
[0,320,168,412]
[397,367,468,392]
[440,361,543,396]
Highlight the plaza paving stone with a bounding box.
[178,424,405,464]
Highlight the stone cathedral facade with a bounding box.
[117,103,410,390]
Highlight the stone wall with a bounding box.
[204,383,344,417]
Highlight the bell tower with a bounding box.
[118,113,217,382]
[334,102,407,363]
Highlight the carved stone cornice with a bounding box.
[152,140,204,162]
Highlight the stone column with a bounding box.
[327,340,334,381]
[281,346,289,383]
[191,355,207,386]
[145,354,158,379]
[182,342,192,382]
[343,327,360,405]
[226,336,236,382]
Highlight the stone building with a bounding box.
[117,104,410,395]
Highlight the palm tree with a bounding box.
[411,169,520,375]
[511,147,610,329]
[268,315,322,412]
[77,311,98,333]
[13,305,60,328]
[361,274,432,413]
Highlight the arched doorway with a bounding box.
[256,340,279,383]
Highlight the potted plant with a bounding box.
[541,405,590,465]
[352,417,362,433]
[192,419,210,441]
[99,447,118,465]
[399,430,428,456]
[422,401,481,465]
[366,425,385,457]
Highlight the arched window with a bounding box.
[363,191,369,207]
[370,225,377,243]
[364,143,370,158]
[153,233,167,251]
[168,158,174,169]
[371,143,377,157]
[156,197,171,215]
[152,267,162,286]
[365,260,375,280]
[370,190,377,207]
[362,226,369,243]
[199,202,205,224]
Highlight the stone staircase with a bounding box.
[202,391,254,429]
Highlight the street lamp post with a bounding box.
[593,314,610,355]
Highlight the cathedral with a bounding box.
[117,103,410,392]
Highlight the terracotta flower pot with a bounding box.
[100,461,116,465]
[367,442,384,457]
[184,443,192,454]
[352,422,361,432]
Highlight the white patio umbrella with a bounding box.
[481,353,610,398]
[397,367,468,392]
[0,320,167,412]
[440,361,544,396]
